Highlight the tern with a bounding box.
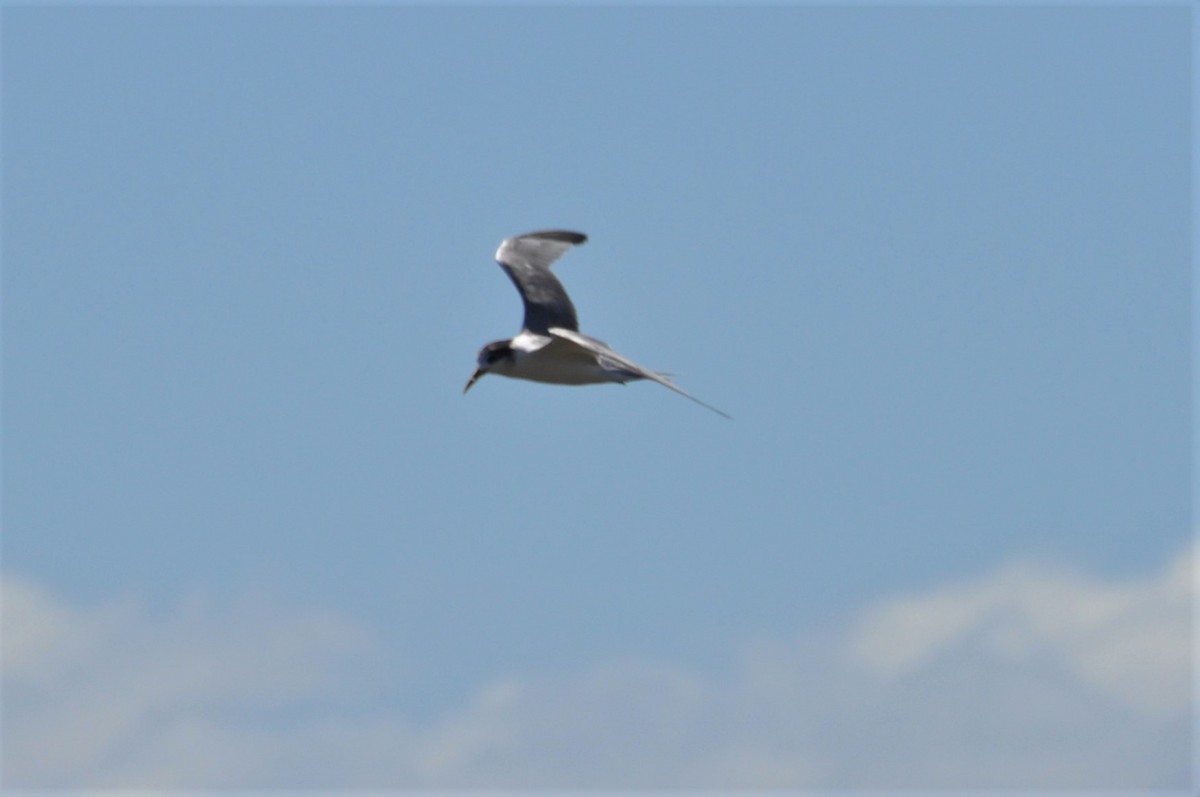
[464,230,730,419]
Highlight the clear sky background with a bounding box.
[2,4,1193,790]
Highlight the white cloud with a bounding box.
[849,547,1193,716]
[1,576,375,787]
[2,545,1192,789]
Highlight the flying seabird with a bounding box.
[464,230,730,419]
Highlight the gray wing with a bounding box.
[548,327,732,419]
[495,230,587,333]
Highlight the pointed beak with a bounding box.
[463,368,485,394]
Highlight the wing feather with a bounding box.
[548,327,731,419]
[495,230,587,333]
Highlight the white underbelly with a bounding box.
[499,356,615,385]
[493,338,625,386]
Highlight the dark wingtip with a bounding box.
[522,230,587,245]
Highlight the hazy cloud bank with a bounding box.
[3,545,1191,788]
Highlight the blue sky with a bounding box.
[2,4,1192,790]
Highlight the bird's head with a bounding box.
[463,340,515,394]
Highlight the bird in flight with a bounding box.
[464,230,730,419]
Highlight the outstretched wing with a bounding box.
[495,230,587,333]
[548,327,732,419]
